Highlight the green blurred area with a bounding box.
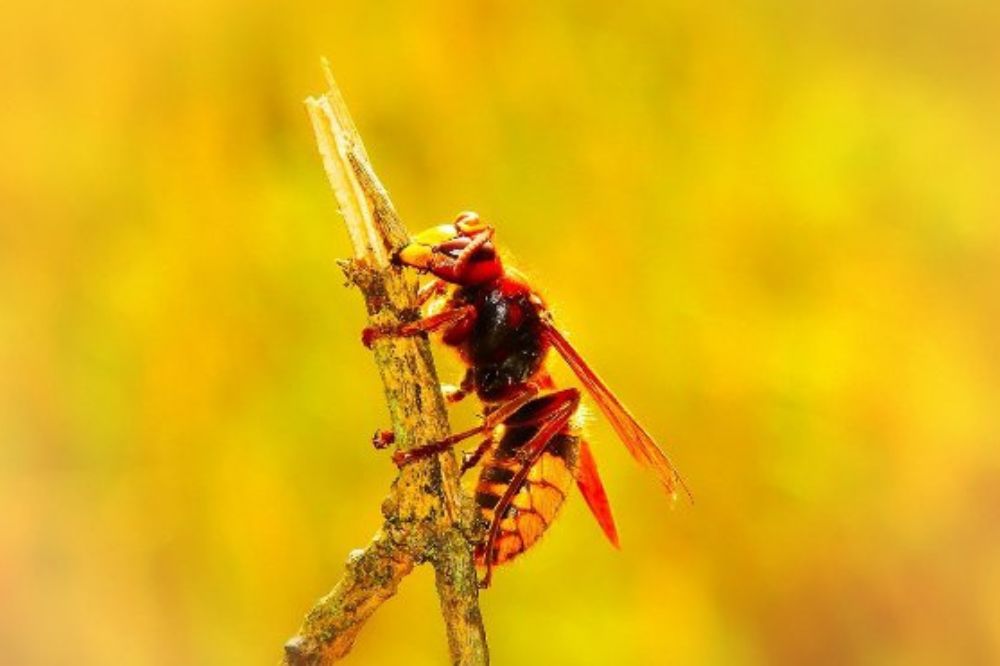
[2,1,999,664]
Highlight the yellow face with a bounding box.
[394,212,489,269]
[395,223,459,269]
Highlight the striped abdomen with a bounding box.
[474,420,581,566]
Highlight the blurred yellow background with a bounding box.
[2,1,999,664]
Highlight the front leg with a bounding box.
[361,305,476,349]
[416,278,448,307]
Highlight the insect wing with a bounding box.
[575,440,620,548]
[541,320,692,501]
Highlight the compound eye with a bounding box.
[455,211,486,235]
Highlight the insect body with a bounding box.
[364,212,689,586]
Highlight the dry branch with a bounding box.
[283,62,488,666]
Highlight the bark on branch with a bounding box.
[284,62,489,666]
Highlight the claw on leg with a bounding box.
[372,429,395,450]
[443,369,474,404]
[442,384,468,404]
[361,326,381,349]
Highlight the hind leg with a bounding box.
[390,383,542,467]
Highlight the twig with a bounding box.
[284,61,489,666]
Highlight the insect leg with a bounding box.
[391,383,542,467]
[441,385,467,403]
[441,368,475,404]
[361,305,476,348]
[461,436,495,474]
[415,278,448,307]
[479,388,581,588]
[391,423,488,466]
[478,383,541,428]
[371,429,395,450]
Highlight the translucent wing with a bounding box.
[541,319,692,502]
[575,440,620,548]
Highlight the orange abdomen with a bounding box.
[473,421,581,566]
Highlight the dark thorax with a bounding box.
[455,279,547,402]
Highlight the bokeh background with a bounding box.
[3,1,999,664]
